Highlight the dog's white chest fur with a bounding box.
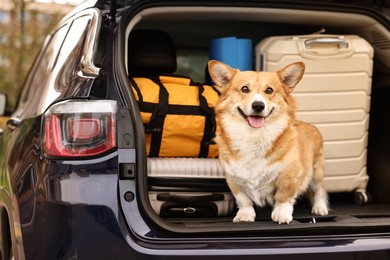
[223,157,284,207]
[219,116,289,206]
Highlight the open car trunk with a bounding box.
[119,2,390,236]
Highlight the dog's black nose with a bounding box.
[252,101,265,113]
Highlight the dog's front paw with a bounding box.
[312,200,329,216]
[233,207,256,222]
[272,202,293,224]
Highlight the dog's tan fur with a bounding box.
[208,60,328,224]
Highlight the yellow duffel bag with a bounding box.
[131,75,219,158]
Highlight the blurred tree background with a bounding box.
[0,0,74,114]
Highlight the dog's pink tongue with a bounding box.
[248,116,265,128]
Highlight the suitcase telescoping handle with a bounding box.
[299,36,353,59]
[156,193,224,203]
[305,37,349,49]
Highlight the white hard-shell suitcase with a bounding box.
[147,158,235,217]
[255,34,374,203]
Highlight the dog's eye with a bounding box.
[265,87,274,94]
[241,86,250,93]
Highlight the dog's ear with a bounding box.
[277,62,305,93]
[208,60,237,91]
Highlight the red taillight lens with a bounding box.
[43,100,117,158]
[67,117,102,142]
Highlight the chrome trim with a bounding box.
[6,117,22,131]
[79,8,102,77]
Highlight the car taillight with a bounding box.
[43,100,117,158]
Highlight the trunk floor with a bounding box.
[163,193,390,225]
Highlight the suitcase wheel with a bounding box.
[354,190,371,205]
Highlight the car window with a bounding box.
[176,49,209,84]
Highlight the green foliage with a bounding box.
[0,1,63,114]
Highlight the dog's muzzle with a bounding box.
[237,103,274,129]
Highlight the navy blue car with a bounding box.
[1,0,390,259]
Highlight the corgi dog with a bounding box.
[208,60,329,224]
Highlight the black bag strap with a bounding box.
[130,76,169,157]
[129,78,143,103]
[147,77,169,157]
[198,84,217,158]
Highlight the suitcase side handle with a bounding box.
[305,38,349,49]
